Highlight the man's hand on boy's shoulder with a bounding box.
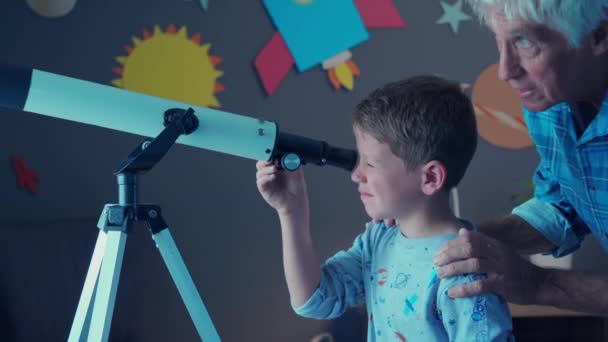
[433,228,546,305]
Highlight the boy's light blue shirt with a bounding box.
[294,221,514,341]
[512,91,608,257]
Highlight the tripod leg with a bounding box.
[153,229,221,342]
[68,230,108,342]
[88,229,128,342]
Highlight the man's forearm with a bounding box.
[536,268,608,316]
[278,208,321,308]
[477,214,556,255]
[480,216,608,315]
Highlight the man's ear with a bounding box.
[420,160,447,195]
[591,20,608,56]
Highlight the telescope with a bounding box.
[0,64,357,342]
[0,64,358,172]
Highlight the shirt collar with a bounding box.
[578,88,608,144]
[522,88,608,144]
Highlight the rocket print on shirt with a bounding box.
[402,268,439,317]
[403,294,418,316]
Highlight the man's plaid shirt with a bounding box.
[512,91,608,256]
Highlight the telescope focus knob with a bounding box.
[280,153,302,171]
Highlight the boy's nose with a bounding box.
[351,168,364,183]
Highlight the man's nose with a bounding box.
[497,44,521,81]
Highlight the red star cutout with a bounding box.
[11,155,39,194]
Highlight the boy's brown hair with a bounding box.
[353,75,477,190]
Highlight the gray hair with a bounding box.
[465,0,608,48]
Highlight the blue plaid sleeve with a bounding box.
[512,161,590,257]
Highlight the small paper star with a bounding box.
[436,0,471,34]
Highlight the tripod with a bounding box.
[68,108,221,342]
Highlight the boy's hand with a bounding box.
[256,160,308,214]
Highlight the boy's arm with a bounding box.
[437,275,514,342]
[277,207,321,308]
[255,161,321,308]
[293,225,372,319]
[256,161,367,318]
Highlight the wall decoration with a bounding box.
[255,0,404,95]
[510,178,534,207]
[200,0,208,11]
[471,64,533,149]
[11,155,38,194]
[436,0,471,34]
[25,0,77,18]
[112,24,224,107]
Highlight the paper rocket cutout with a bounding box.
[355,0,404,28]
[255,0,405,95]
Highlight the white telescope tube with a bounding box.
[0,65,277,162]
[0,64,358,171]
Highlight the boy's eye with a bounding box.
[366,162,375,168]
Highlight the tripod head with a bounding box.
[114,107,199,175]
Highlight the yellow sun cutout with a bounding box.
[112,24,224,107]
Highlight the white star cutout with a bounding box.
[436,0,472,34]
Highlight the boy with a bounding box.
[256,75,514,341]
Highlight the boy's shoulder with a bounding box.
[437,272,485,292]
[436,272,509,310]
[434,220,485,296]
[353,221,399,253]
[362,220,399,240]
[459,218,476,232]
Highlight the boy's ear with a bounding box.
[420,160,447,195]
[591,20,608,56]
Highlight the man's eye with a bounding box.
[516,36,531,47]
[514,36,539,55]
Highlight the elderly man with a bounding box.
[432,0,608,315]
